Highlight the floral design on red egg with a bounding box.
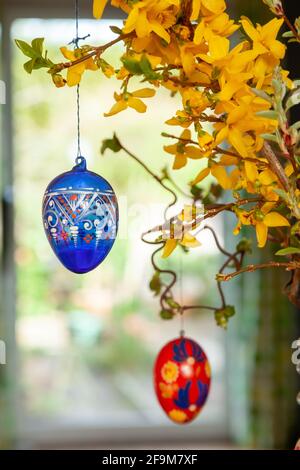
[154,336,211,424]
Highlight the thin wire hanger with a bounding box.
[69,0,90,166]
[179,250,185,337]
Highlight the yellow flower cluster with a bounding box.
[15,0,300,317]
[91,0,293,250]
[16,1,295,255]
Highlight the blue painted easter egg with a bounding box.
[42,156,118,274]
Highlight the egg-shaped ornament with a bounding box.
[42,156,118,274]
[295,438,300,450]
[154,336,211,424]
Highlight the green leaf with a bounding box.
[260,133,278,143]
[275,247,300,256]
[160,309,174,320]
[290,222,300,249]
[101,133,122,154]
[165,297,180,309]
[262,0,283,16]
[31,37,44,56]
[15,39,39,58]
[285,88,300,112]
[33,57,51,69]
[23,55,51,73]
[110,25,123,35]
[272,73,287,100]
[149,271,161,296]
[290,121,300,132]
[282,31,294,38]
[121,57,142,75]
[273,188,289,202]
[236,238,252,254]
[295,16,300,34]
[256,110,278,119]
[190,185,203,199]
[251,88,272,103]
[224,305,235,317]
[212,67,221,80]
[215,305,235,329]
[23,59,35,74]
[139,55,159,80]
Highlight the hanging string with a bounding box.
[75,0,82,161]
[70,0,90,162]
[179,250,185,337]
[73,0,82,162]
[75,0,79,45]
[76,84,82,161]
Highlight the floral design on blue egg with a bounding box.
[42,157,118,274]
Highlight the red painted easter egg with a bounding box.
[295,438,300,450]
[154,336,211,424]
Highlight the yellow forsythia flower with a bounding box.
[191,0,226,21]
[93,0,108,19]
[162,232,201,258]
[164,130,207,170]
[234,203,290,248]
[162,239,178,258]
[104,88,156,116]
[60,47,98,86]
[123,0,180,43]
[241,17,285,61]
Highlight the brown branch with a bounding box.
[142,197,262,237]
[161,168,192,199]
[114,136,178,216]
[182,305,218,312]
[194,197,260,225]
[155,65,183,72]
[218,261,300,282]
[262,142,290,191]
[162,131,198,146]
[54,33,132,72]
[215,251,241,308]
[283,12,300,43]
[151,246,177,312]
[215,147,267,166]
[182,247,241,313]
[162,132,267,165]
[201,225,235,260]
[166,76,213,89]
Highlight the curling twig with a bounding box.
[218,261,300,282]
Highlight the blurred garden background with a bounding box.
[0,0,300,449]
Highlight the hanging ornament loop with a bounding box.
[68,33,90,48]
[73,155,87,171]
